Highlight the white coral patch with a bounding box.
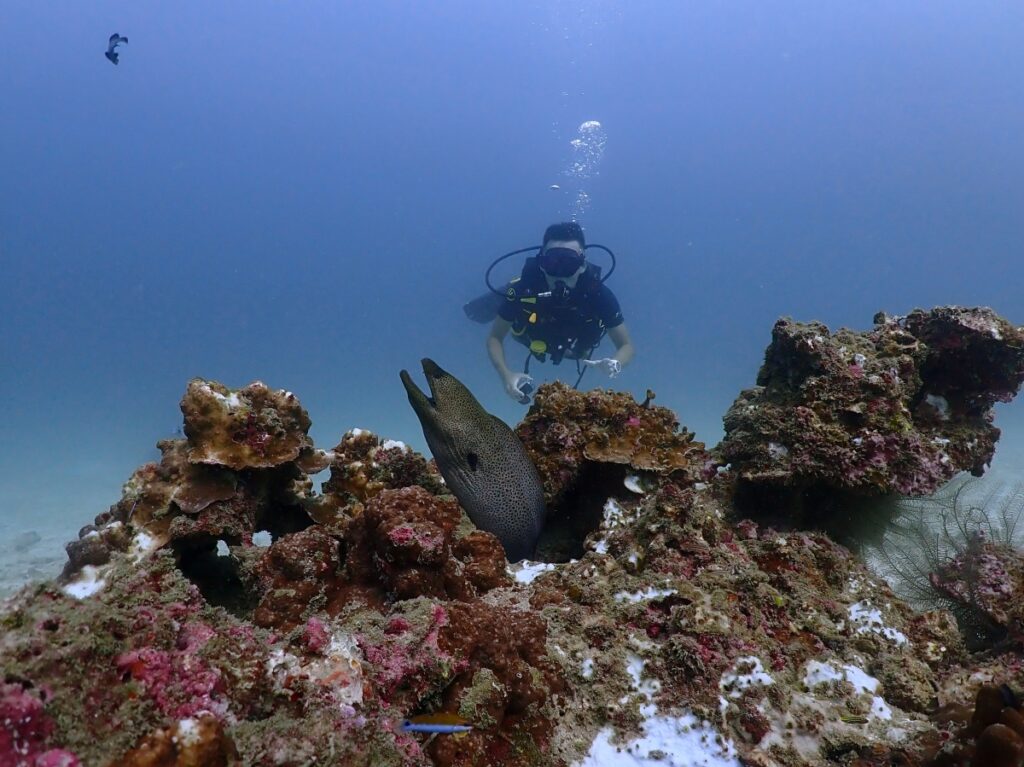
[803,660,878,694]
[174,718,202,748]
[577,650,741,765]
[720,656,773,699]
[208,388,243,409]
[624,475,645,494]
[252,530,273,547]
[577,714,741,767]
[381,439,407,450]
[925,394,951,420]
[590,497,642,554]
[602,498,632,528]
[512,560,555,584]
[626,653,661,701]
[871,696,893,721]
[62,565,107,599]
[581,657,595,679]
[130,530,160,563]
[848,601,908,644]
[615,587,677,603]
[267,632,363,708]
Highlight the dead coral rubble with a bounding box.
[720,307,1024,497]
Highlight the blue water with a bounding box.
[3,2,1024,564]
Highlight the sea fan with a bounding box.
[868,471,1024,647]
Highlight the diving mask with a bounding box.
[538,246,584,278]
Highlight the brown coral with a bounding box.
[310,429,445,532]
[342,486,511,604]
[181,379,314,470]
[252,526,345,631]
[424,602,563,767]
[114,439,237,544]
[517,382,707,506]
[112,716,239,767]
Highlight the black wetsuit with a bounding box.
[498,257,624,364]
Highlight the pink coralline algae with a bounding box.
[303,616,330,654]
[0,683,80,767]
[928,536,1024,648]
[116,620,228,720]
[359,603,460,701]
[720,307,1024,498]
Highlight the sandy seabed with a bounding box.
[0,516,70,599]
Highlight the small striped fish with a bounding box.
[400,713,473,735]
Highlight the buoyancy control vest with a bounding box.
[505,258,608,365]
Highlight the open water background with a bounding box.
[2,2,1024,590]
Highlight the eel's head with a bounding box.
[401,358,489,437]
[400,358,456,428]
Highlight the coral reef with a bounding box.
[4,381,557,766]
[928,537,1024,651]
[869,473,1024,649]
[309,428,445,532]
[517,383,707,507]
[720,307,1024,499]
[181,379,316,471]
[2,307,1024,766]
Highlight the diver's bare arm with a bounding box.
[487,317,514,379]
[608,323,635,369]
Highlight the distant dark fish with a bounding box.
[105,33,127,65]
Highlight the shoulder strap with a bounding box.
[575,262,603,296]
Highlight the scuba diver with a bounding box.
[463,222,635,403]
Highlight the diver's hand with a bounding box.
[504,373,534,404]
[583,357,622,378]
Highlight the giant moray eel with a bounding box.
[400,358,546,561]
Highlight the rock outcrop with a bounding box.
[720,307,1024,498]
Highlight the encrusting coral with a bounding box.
[2,306,1024,767]
[720,307,1024,499]
[517,383,707,508]
[928,537,1024,650]
[181,379,317,471]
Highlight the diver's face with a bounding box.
[539,239,586,282]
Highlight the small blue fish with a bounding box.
[400,713,473,735]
